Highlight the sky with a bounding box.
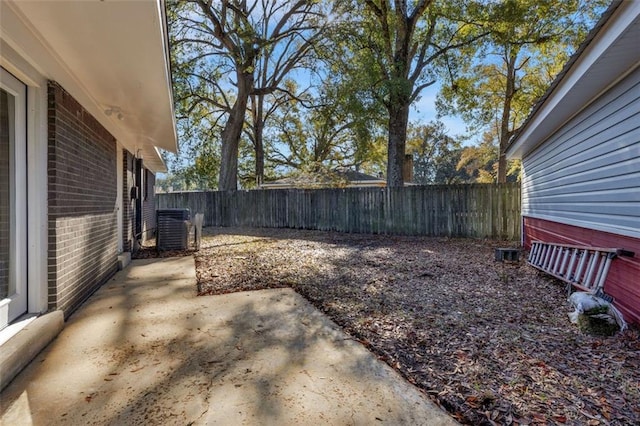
[409,83,469,142]
[164,0,480,179]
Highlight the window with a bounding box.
[0,67,27,328]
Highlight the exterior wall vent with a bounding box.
[156,208,190,251]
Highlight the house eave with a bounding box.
[0,0,177,171]
[506,0,640,159]
[141,146,168,174]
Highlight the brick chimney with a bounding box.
[403,154,414,183]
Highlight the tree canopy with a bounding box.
[165,0,607,190]
[438,0,609,182]
[170,0,328,190]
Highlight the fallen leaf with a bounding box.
[185,227,640,425]
[552,414,567,423]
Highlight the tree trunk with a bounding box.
[254,127,264,187]
[219,70,253,191]
[387,103,410,187]
[253,94,265,187]
[498,54,517,184]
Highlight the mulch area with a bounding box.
[144,226,640,425]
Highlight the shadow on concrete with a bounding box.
[0,257,455,425]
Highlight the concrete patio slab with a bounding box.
[0,256,457,425]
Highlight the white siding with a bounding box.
[522,68,640,238]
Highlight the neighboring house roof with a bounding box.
[336,169,385,183]
[506,0,640,159]
[260,169,386,189]
[0,0,177,173]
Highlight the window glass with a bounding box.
[0,89,11,300]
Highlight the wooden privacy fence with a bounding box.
[156,183,521,239]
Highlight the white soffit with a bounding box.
[507,1,640,159]
[1,0,177,171]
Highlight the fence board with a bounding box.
[157,183,521,239]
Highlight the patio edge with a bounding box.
[0,311,64,392]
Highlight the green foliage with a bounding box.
[168,0,329,190]
[265,74,387,177]
[457,132,499,183]
[327,0,488,186]
[407,119,522,185]
[406,122,470,184]
[455,130,521,183]
[165,0,606,188]
[437,0,609,182]
[267,165,358,189]
[163,95,223,189]
[577,313,620,337]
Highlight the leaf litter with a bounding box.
[189,227,640,425]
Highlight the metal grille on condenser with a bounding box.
[156,208,190,251]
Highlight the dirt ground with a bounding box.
[139,226,640,425]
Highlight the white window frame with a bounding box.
[1,41,49,319]
[1,67,27,327]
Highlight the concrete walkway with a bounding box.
[1,257,457,425]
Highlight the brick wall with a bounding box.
[47,81,118,317]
